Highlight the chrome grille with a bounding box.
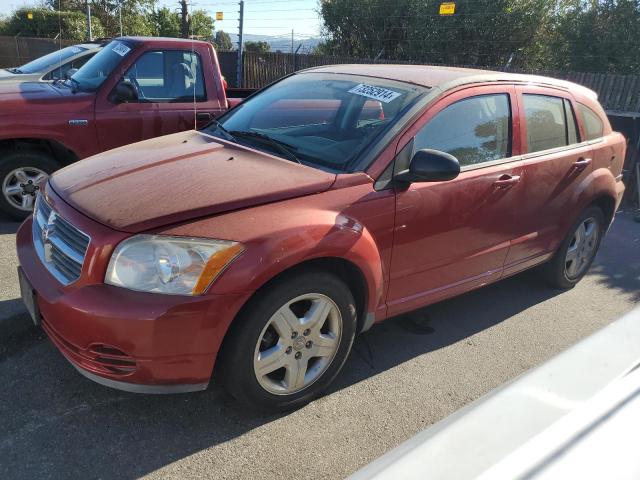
[32,195,90,285]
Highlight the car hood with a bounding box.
[0,81,92,113]
[0,70,39,82]
[50,130,337,233]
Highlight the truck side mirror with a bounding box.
[110,81,138,104]
[395,149,461,183]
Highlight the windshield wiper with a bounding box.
[208,120,237,142]
[7,68,22,74]
[230,130,302,164]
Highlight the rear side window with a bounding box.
[414,94,511,167]
[577,103,604,140]
[523,94,581,153]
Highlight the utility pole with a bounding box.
[291,29,294,55]
[236,0,244,88]
[85,0,93,41]
[180,0,190,39]
[118,1,123,37]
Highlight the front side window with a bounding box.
[578,103,604,140]
[413,94,511,167]
[121,50,206,103]
[523,94,579,153]
[206,73,428,171]
[43,52,96,80]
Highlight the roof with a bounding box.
[303,64,597,99]
[118,36,210,46]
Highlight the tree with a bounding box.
[152,7,180,37]
[214,30,233,51]
[189,9,214,41]
[0,7,106,40]
[244,41,271,53]
[44,0,156,37]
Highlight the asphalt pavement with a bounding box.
[0,211,638,480]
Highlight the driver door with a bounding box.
[94,49,219,152]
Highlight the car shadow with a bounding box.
[0,213,636,479]
[0,273,562,480]
[0,220,20,234]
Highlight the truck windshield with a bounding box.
[70,40,133,92]
[205,72,428,171]
[16,45,86,74]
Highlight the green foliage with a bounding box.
[152,7,180,37]
[189,10,214,41]
[0,7,105,40]
[214,30,234,51]
[44,0,156,37]
[318,0,640,73]
[244,40,271,53]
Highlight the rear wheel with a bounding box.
[218,271,357,411]
[540,206,605,289]
[0,150,59,220]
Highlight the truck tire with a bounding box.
[217,270,357,411]
[540,206,605,289]
[0,150,59,220]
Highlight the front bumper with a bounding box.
[16,197,248,393]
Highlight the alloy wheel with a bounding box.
[253,293,342,395]
[565,217,599,279]
[2,167,47,212]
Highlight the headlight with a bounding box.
[105,235,244,295]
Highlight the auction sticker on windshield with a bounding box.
[348,83,402,103]
[112,42,131,57]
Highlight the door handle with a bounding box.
[573,157,592,169]
[493,174,521,188]
[196,112,212,121]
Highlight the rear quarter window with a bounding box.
[577,103,604,140]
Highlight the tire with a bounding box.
[540,206,605,289]
[218,270,357,411]
[0,150,60,220]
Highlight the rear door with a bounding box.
[503,87,594,276]
[386,85,525,316]
[94,46,224,152]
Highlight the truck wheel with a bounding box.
[540,206,605,289]
[0,150,59,220]
[218,271,357,411]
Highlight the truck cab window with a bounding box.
[123,50,206,103]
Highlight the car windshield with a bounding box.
[16,45,87,74]
[70,40,133,92]
[205,73,428,171]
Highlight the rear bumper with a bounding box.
[17,215,248,393]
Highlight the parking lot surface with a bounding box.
[0,212,638,480]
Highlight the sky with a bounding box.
[0,0,323,37]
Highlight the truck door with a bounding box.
[94,47,224,152]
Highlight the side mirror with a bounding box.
[65,68,78,79]
[395,149,460,183]
[110,81,137,104]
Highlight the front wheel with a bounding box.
[0,150,59,220]
[540,206,605,289]
[218,271,357,411]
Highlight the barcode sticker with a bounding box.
[112,42,131,57]
[348,83,402,103]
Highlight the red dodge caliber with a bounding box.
[17,65,626,410]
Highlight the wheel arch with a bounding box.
[0,138,79,166]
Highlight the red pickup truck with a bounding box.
[17,65,625,411]
[0,37,247,218]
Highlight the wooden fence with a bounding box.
[0,35,73,68]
